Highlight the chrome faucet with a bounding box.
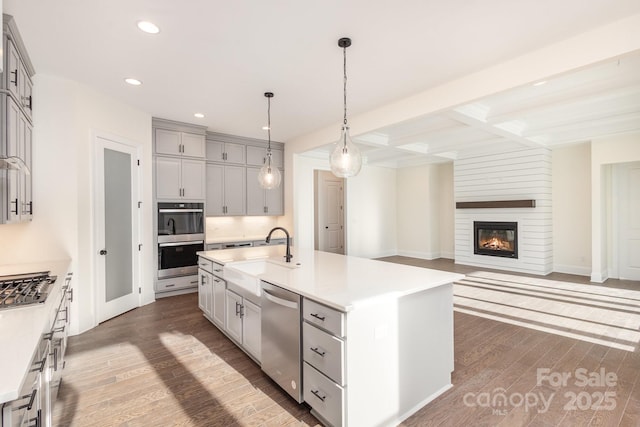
[266,227,292,262]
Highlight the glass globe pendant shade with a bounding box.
[330,125,362,178]
[258,153,282,189]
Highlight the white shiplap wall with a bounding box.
[454,147,552,275]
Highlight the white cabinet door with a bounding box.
[20,118,33,219]
[246,146,266,166]
[198,269,212,316]
[265,179,283,216]
[206,140,224,162]
[181,133,205,158]
[212,276,226,328]
[206,163,224,216]
[246,167,265,215]
[225,289,243,343]
[155,129,182,156]
[156,157,182,199]
[271,149,284,169]
[225,143,246,164]
[181,159,205,200]
[242,299,261,362]
[224,166,246,215]
[6,41,20,100]
[6,98,21,222]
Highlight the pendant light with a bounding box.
[330,37,362,178]
[258,92,282,189]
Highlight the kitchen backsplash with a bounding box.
[206,216,280,240]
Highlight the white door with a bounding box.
[95,135,140,323]
[317,171,344,254]
[242,299,261,362]
[618,162,640,280]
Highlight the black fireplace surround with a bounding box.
[474,221,518,259]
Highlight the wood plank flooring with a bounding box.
[53,258,640,426]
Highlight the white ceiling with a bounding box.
[4,0,640,166]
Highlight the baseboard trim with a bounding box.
[552,264,591,277]
[397,250,441,260]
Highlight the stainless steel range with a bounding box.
[0,271,57,309]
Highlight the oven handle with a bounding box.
[159,209,203,213]
[159,241,204,247]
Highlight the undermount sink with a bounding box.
[223,258,300,295]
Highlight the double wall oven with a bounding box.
[157,202,204,279]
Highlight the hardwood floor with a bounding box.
[54,259,640,426]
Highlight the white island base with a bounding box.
[319,282,453,427]
[199,247,461,427]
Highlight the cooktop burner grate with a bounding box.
[0,271,56,309]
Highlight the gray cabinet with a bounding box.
[206,140,245,164]
[1,16,35,224]
[206,163,245,216]
[246,167,283,216]
[156,156,205,200]
[155,128,205,158]
[246,145,283,168]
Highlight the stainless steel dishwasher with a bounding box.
[261,281,302,403]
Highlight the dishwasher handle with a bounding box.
[263,289,299,309]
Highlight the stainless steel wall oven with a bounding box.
[157,202,204,279]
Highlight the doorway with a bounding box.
[314,170,345,254]
[94,134,141,323]
[615,161,640,280]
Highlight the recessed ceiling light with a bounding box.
[137,21,160,34]
[194,113,205,118]
[262,126,270,130]
[533,80,547,86]
[124,78,142,86]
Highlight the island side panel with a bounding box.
[345,282,454,426]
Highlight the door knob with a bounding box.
[99,249,107,255]
[325,226,328,229]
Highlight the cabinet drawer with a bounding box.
[156,276,198,292]
[304,362,344,427]
[303,322,345,386]
[211,262,224,277]
[198,257,213,273]
[303,299,345,338]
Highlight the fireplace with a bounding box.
[474,221,518,259]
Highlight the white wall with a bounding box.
[0,74,153,334]
[345,165,397,258]
[396,163,453,260]
[552,143,591,275]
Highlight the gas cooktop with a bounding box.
[0,271,57,309]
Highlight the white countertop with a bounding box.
[0,260,72,403]
[198,247,464,312]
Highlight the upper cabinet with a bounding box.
[155,128,205,158]
[205,132,284,217]
[1,14,35,224]
[246,145,283,169]
[206,140,245,164]
[153,118,207,201]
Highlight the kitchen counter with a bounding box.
[198,246,464,312]
[0,259,71,403]
[205,235,269,244]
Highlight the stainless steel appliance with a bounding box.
[261,281,303,403]
[0,271,56,309]
[157,202,204,279]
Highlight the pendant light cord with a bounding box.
[343,45,348,126]
[267,96,272,152]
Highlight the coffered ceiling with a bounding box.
[4,0,640,167]
[306,51,640,167]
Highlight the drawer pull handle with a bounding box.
[214,269,222,272]
[19,389,37,410]
[310,313,326,322]
[310,347,326,357]
[310,389,326,402]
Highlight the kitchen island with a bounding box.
[198,246,463,426]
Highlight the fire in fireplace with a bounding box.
[474,221,518,258]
